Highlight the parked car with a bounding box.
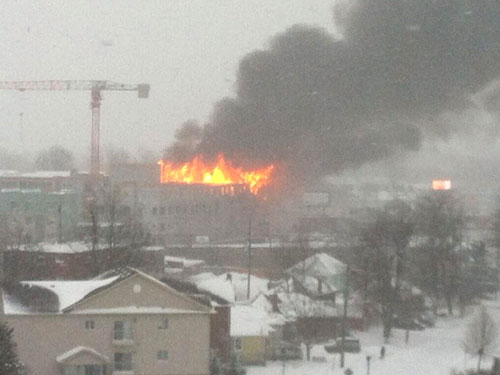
[324,337,361,353]
[271,341,303,360]
[393,315,425,331]
[417,310,436,327]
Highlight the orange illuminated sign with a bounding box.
[432,180,451,190]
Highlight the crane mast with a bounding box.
[0,80,150,186]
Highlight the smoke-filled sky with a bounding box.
[1,0,500,190]
[0,0,335,161]
[167,0,500,190]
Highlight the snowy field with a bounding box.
[247,300,500,375]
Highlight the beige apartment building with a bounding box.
[0,268,211,375]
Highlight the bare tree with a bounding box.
[358,200,415,341]
[35,145,74,170]
[414,192,465,315]
[279,292,336,361]
[82,192,101,276]
[490,197,500,298]
[102,186,122,250]
[462,305,498,372]
[82,186,148,274]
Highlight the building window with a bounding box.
[63,364,105,375]
[85,320,95,329]
[233,338,242,351]
[158,318,168,330]
[152,207,157,215]
[114,321,133,340]
[157,350,169,361]
[114,352,133,371]
[160,207,165,215]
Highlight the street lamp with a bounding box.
[366,355,371,375]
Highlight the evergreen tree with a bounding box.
[224,353,246,375]
[210,352,223,375]
[0,321,23,375]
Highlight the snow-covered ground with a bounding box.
[247,301,500,375]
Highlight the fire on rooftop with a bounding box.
[158,154,275,195]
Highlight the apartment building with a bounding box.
[1,268,211,375]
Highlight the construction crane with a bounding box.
[0,80,150,185]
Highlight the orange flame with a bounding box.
[158,154,275,194]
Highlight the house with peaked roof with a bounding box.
[285,252,346,300]
[0,268,212,375]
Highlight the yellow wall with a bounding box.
[237,336,266,366]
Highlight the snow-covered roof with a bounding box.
[164,255,204,268]
[0,170,73,179]
[287,253,346,279]
[226,272,270,302]
[286,253,346,295]
[251,292,275,314]
[39,242,89,254]
[189,271,270,303]
[0,170,20,177]
[56,346,109,364]
[195,277,236,304]
[39,278,116,311]
[20,171,72,178]
[72,307,209,314]
[4,268,212,315]
[2,277,119,314]
[142,246,165,252]
[295,275,338,296]
[189,272,217,283]
[15,242,102,254]
[231,304,286,337]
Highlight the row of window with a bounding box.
[63,351,169,375]
[151,204,213,216]
[63,364,105,375]
[114,351,168,371]
[84,319,169,336]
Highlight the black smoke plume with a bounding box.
[169,0,500,191]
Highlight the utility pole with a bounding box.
[340,265,350,368]
[57,203,63,243]
[18,112,24,148]
[246,218,252,300]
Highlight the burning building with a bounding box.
[110,159,272,245]
[158,154,275,195]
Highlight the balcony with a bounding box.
[112,338,135,346]
[113,321,134,346]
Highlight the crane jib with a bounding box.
[0,81,149,95]
[0,79,150,187]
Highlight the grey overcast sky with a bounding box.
[0,0,335,161]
